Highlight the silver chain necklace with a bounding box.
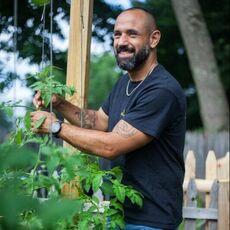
[126,63,158,97]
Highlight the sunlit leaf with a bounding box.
[34,116,46,129]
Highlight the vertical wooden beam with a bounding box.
[217,152,230,230]
[66,0,94,108]
[62,0,94,197]
[218,181,229,230]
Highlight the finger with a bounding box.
[31,127,39,133]
[35,91,41,99]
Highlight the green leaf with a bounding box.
[101,180,114,196]
[113,183,125,203]
[15,129,23,144]
[83,178,91,193]
[92,174,102,193]
[110,166,123,182]
[29,0,50,7]
[0,143,37,171]
[46,156,60,174]
[42,92,52,107]
[39,198,82,227]
[92,195,99,204]
[34,116,46,129]
[78,218,89,230]
[24,111,31,130]
[126,189,143,208]
[110,199,123,211]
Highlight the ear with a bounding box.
[149,30,161,48]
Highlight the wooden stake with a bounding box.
[62,0,94,197]
[66,0,94,108]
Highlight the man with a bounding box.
[31,7,186,230]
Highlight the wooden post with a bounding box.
[217,152,230,230]
[62,0,94,197]
[218,181,229,230]
[66,0,94,108]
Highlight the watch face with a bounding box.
[51,121,61,134]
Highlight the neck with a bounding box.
[128,56,158,81]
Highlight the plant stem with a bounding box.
[31,145,42,196]
[7,105,34,111]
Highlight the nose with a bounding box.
[117,33,129,46]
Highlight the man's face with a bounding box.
[113,10,151,71]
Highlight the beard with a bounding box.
[114,44,150,71]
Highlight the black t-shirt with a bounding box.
[101,64,186,229]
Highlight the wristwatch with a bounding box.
[51,120,63,138]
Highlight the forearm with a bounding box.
[59,123,116,159]
[55,99,99,130]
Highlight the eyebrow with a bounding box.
[114,29,140,35]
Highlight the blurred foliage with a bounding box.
[0,80,143,229]
[88,52,121,109]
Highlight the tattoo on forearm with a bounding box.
[75,110,97,129]
[113,121,137,138]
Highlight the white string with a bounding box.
[41,4,46,70]
[80,0,84,128]
[49,0,54,141]
[13,0,18,119]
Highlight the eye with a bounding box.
[130,34,138,38]
[113,32,121,39]
[128,30,139,38]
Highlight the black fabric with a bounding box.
[101,64,186,229]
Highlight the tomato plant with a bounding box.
[0,68,143,230]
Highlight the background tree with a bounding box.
[171,0,229,132]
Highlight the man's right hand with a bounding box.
[33,91,63,109]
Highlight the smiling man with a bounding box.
[31,7,186,230]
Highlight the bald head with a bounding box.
[117,7,158,34]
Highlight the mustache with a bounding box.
[116,45,135,53]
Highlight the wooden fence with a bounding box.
[183,150,229,230]
[183,131,229,178]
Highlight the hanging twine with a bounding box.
[80,0,84,128]
[13,0,18,122]
[49,0,54,141]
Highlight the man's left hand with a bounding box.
[30,111,58,134]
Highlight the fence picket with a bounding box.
[217,152,229,180]
[208,180,218,230]
[218,181,229,230]
[184,150,196,180]
[205,151,217,208]
[184,178,197,230]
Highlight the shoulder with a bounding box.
[146,64,186,110]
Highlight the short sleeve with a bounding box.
[123,89,178,138]
[101,94,110,116]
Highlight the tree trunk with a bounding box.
[171,0,229,132]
